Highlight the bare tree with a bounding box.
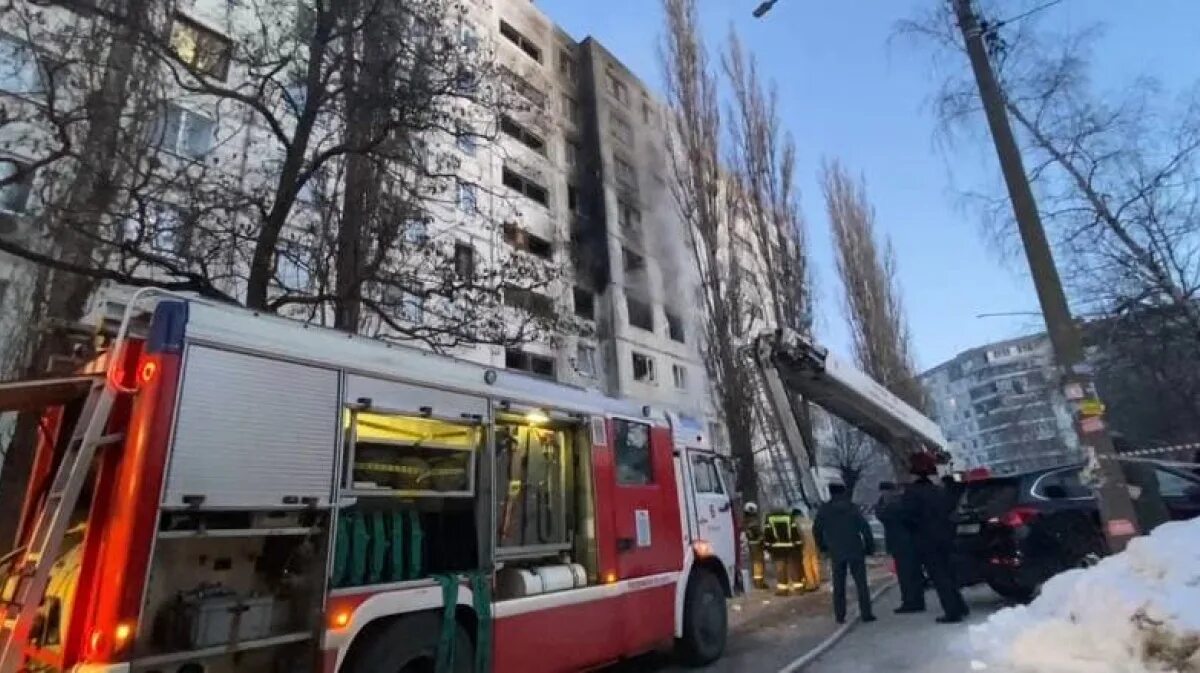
[0,0,571,548]
[820,419,881,498]
[822,160,926,471]
[661,0,760,503]
[903,2,1200,444]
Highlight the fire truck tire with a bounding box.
[677,568,727,666]
[343,612,473,673]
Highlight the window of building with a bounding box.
[154,104,216,159]
[575,343,597,378]
[499,115,546,155]
[502,222,553,260]
[672,363,687,389]
[567,184,580,213]
[613,155,636,188]
[457,181,477,212]
[504,284,555,319]
[618,200,640,230]
[499,20,542,63]
[610,112,633,145]
[607,72,629,105]
[0,36,49,95]
[564,138,580,168]
[403,218,429,246]
[275,246,311,289]
[170,14,232,80]
[558,49,576,81]
[502,66,546,110]
[0,161,34,213]
[614,418,653,485]
[454,242,475,280]
[573,286,595,320]
[455,65,479,94]
[666,311,685,343]
[456,122,476,155]
[623,247,644,273]
[501,167,549,206]
[562,94,581,125]
[627,297,653,331]
[641,99,654,125]
[506,349,555,378]
[631,351,656,383]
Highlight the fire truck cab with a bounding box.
[0,289,738,673]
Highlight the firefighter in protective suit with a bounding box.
[793,508,822,591]
[743,502,767,589]
[763,510,803,594]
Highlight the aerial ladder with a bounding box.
[749,328,949,506]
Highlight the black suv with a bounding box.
[951,460,1200,601]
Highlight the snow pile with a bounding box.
[970,518,1200,673]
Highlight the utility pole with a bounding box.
[950,0,1139,551]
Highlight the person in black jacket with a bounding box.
[901,452,968,623]
[814,483,876,624]
[876,481,924,613]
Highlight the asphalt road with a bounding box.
[806,586,1008,673]
[614,585,1007,673]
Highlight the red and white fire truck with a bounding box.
[0,288,741,673]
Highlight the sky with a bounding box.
[537,0,1200,371]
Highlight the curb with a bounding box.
[775,580,896,673]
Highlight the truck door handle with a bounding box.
[617,537,635,552]
[718,501,732,513]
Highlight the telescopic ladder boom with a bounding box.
[750,328,948,503]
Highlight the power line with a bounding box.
[992,0,1064,29]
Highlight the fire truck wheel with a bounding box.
[677,568,727,666]
[344,612,473,673]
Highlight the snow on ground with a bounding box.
[970,518,1200,673]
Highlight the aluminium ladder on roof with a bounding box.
[0,377,123,673]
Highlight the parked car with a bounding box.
[951,460,1200,602]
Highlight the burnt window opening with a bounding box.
[631,351,656,383]
[506,349,556,378]
[573,287,595,320]
[626,296,653,332]
[622,247,644,273]
[502,167,549,207]
[500,115,546,155]
[502,222,553,260]
[567,184,580,213]
[558,49,576,81]
[499,20,542,63]
[666,311,685,343]
[504,285,555,320]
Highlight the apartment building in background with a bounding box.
[0,0,718,440]
[921,333,1082,475]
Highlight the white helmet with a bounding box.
[743,502,759,515]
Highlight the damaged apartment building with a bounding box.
[0,0,718,443]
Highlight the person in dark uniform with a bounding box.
[876,481,924,613]
[814,483,876,624]
[901,452,968,623]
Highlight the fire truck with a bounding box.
[0,288,741,673]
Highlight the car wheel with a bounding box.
[677,568,727,666]
[986,578,1035,603]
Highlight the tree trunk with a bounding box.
[0,0,144,551]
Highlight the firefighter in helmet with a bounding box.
[743,502,767,589]
[763,508,803,595]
